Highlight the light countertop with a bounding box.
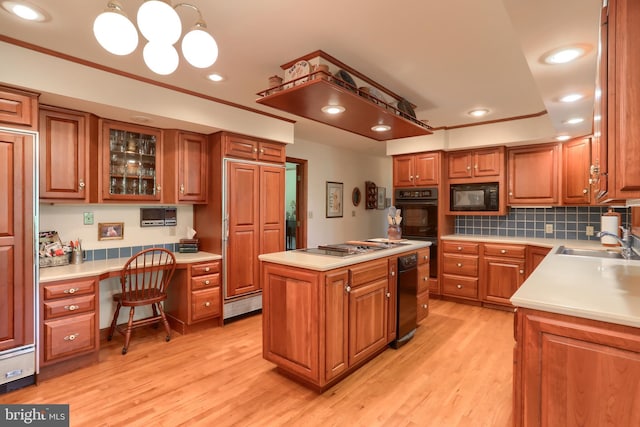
[258,240,430,272]
[39,251,221,283]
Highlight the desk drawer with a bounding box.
[442,241,479,255]
[191,262,220,277]
[442,254,478,276]
[191,287,221,322]
[442,274,479,299]
[191,273,220,290]
[43,295,95,320]
[43,313,96,363]
[43,278,96,300]
[417,248,430,264]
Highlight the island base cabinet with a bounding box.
[514,308,640,426]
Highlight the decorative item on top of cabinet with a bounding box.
[98,119,163,202]
[507,143,560,205]
[441,241,479,301]
[39,106,98,202]
[39,277,99,380]
[365,181,377,209]
[0,85,38,129]
[447,146,504,181]
[222,132,285,163]
[416,248,430,323]
[163,130,208,204]
[562,137,592,205]
[480,243,525,309]
[393,151,440,188]
[165,260,222,334]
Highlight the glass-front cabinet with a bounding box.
[101,120,162,201]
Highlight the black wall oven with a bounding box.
[394,187,438,278]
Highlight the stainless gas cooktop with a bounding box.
[296,241,408,257]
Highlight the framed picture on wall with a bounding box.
[98,222,124,240]
[326,181,343,218]
[376,187,386,209]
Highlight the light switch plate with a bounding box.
[585,225,595,236]
[83,212,94,225]
[545,223,553,234]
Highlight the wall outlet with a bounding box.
[585,225,595,236]
[308,211,313,219]
[352,210,356,217]
[545,223,554,234]
[83,212,94,225]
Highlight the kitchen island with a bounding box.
[510,246,640,426]
[258,240,430,391]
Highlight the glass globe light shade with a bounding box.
[143,42,179,75]
[137,0,181,45]
[182,27,218,68]
[93,8,138,55]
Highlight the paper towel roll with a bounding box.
[600,215,619,246]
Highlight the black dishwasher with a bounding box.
[391,252,418,349]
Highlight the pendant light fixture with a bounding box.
[93,0,218,75]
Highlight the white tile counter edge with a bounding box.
[258,240,430,271]
[39,252,221,283]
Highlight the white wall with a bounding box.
[285,138,393,247]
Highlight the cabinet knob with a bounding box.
[583,188,588,194]
[253,147,258,153]
[457,263,463,268]
[64,288,79,294]
[205,267,210,272]
[519,269,524,274]
[390,271,395,277]
[466,165,471,170]
[457,246,462,251]
[345,285,351,293]
[474,164,478,169]
[260,148,265,153]
[500,249,507,254]
[409,175,414,181]
[180,184,185,194]
[422,304,428,309]
[64,305,79,311]
[386,292,391,298]
[204,280,210,285]
[423,255,429,260]
[79,180,85,190]
[509,191,513,196]
[423,277,428,281]
[156,186,162,192]
[204,301,211,307]
[456,284,463,289]
[415,175,419,179]
[64,333,79,341]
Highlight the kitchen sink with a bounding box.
[555,246,640,260]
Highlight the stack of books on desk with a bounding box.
[178,238,199,253]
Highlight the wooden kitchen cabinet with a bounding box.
[387,258,398,340]
[163,130,209,204]
[513,308,640,426]
[0,85,38,129]
[39,105,98,202]
[223,132,286,163]
[507,143,560,205]
[562,137,592,205]
[39,277,99,374]
[447,146,504,180]
[525,245,551,277]
[416,248,430,323]
[480,243,525,308]
[0,130,35,353]
[393,151,440,187]
[98,119,163,202]
[441,241,479,301]
[165,260,222,333]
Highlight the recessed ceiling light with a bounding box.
[371,124,391,132]
[207,73,224,82]
[564,117,584,125]
[468,108,490,117]
[543,46,588,64]
[560,93,583,103]
[321,105,345,115]
[1,1,46,21]
[556,135,571,141]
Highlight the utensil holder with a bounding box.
[387,225,402,241]
[70,249,83,264]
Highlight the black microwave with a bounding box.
[450,183,499,211]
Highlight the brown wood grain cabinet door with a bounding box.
[0,131,34,352]
[392,155,414,187]
[481,257,525,306]
[348,278,388,366]
[474,147,503,177]
[387,259,397,341]
[508,143,560,205]
[178,132,208,203]
[0,86,37,129]
[260,165,285,265]
[414,152,439,186]
[562,137,591,205]
[448,151,473,179]
[325,269,349,381]
[226,162,260,297]
[525,246,551,277]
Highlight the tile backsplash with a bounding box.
[454,206,630,241]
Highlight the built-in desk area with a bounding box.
[38,251,221,381]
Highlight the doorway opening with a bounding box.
[285,157,307,250]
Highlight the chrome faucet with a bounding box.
[598,226,634,259]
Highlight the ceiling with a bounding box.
[0,0,602,156]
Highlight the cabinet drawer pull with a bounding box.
[64,305,79,311]
[180,184,185,194]
[422,304,428,309]
[457,263,463,268]
[456,284,463,289]
[386,292,391,298]
[519,269,524,274]
[64,333,79,341]
[423,277,428,281]
[500,249,507,254]
[457,246,462,251]
[345,285,351,293]
[204,280,210,285]
[64,288,79,294]
[253,147,258,153]
[79,180,85,190]
[390,271,395,277]
[204,301,211,307]
[205,267,210,272]
[423,255,429,260]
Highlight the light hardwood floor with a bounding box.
[4,300,514,426]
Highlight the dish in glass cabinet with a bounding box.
[397,98,416,119]
[352,187,361,206]
[284,60,311,89]
[333,69,357,92]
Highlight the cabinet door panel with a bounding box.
[393,155,414,187]
[448,151,472,179]
[508,143,559,205]
[414,152,439,186]
[178,132,207,202]
[325,269,348,381]
[43,313,95,363]
[191,287,221,321]
[348,278,388,366]
[260,165,285,256]
[482,257,524,305]
[474,148,502,177]
[562,137,591,204]
[258,141,285,163]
